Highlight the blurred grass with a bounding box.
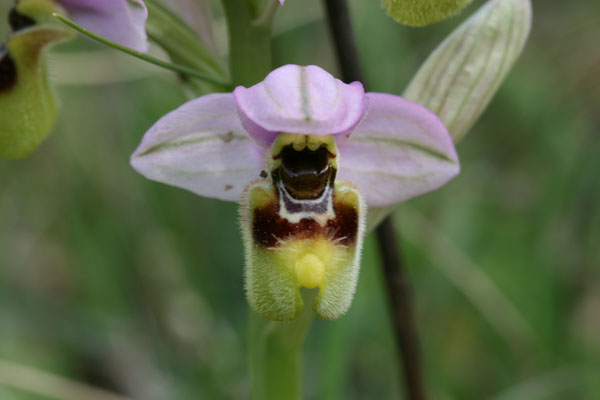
[1,0,600,398]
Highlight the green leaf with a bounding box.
[384,0,473,27]
[144,0,229,96]
[403,0,532,142]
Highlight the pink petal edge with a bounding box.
[339,92,460,207]
[58,0,149,52]
[131,93,266,202]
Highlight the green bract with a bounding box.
[404,0,532,142]
[384,0,473,27]
[367,0,532,231]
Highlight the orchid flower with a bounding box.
[0,0,148,158]
[131,64,459,321]
[56,0,149,52]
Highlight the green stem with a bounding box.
[52,13,231,90]
[249,291,315,400]
[220,0,273,87]
[253,0,281,29]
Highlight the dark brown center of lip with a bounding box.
[277,145,334,200]
[252,195,359,248]
[0,49,17,92]
[9,7,36,32]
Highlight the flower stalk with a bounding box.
[249,291,316,400]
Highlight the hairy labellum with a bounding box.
[241,133,366,321]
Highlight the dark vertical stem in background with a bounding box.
[322,0,364,83]
[322,0,427,399]
[375,219,426,400]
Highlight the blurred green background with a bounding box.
[1,0,599,399]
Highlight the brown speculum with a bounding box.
[0,48,17,92]
[9,7,36,32]
[274,145,335,200]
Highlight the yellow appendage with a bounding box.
[268,237,351,290]
[294,254,324,289]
